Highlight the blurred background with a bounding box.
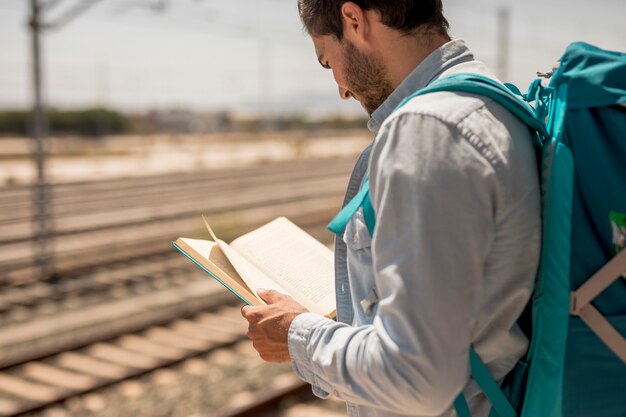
[0,1,624,417]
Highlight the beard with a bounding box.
[343,41,394,115]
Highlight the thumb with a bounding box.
[257,288,282,304]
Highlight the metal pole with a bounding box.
[29,0,55,280]
[258,38,273,129]
[23,0,164,281]
[496,6,510,82]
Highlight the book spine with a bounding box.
[171,242,251,306]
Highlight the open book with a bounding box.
[173,217,336,317]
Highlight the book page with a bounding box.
[215,239,290,297]
[200,216,290,297]
[230,217,335,316]
[181,238,240,279]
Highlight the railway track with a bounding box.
[0,209,336,327]
[0,156,355,417]
[0,226,340,416]
[0,220,333,356]
[0,156,348,327]
[1,158,353,285]
[10,341,347,417]
[0,220,338,417]
[0,158,352,229]
[1,315,347,417]
[0,302,247,416]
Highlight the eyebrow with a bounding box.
[317,54,330,69]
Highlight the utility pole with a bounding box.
[29,0,55,280]
[496,6,510,82]
[25,0,162,280]
[96,61,110,107]
[258,38,273,129]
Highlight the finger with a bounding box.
[241,305,261,322]
[257,288,284,304]
[260,351,291,363]
[246,326,256,340]
[241,305,268,324]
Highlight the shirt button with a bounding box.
[352,233,359,244]
[333,389,340,397]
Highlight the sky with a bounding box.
[0,0,625,116]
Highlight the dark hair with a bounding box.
[298,0,449,40]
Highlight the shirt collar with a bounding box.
[367,39,475,133]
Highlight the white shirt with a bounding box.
[288,39,541,417]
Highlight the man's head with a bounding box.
[298,0,450,115]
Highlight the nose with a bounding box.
[338,86,352,101]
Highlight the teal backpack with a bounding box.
[328,42,626,416]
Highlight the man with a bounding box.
[241,1,541,416]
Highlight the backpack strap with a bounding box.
[570,248,626,363]
[327,175,375,237]
[395,73,549,147]
[328,73,550,237]
[466,349,517,417]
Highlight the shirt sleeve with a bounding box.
[288,112,498,415]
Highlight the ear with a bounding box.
[340,2,370,46]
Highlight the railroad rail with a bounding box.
[1,157,353,285]
[0,302,247,416]
[0,220,338,416]
[0,156,354,417]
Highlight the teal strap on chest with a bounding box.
[362,191,375,235]
[328,177,373,236]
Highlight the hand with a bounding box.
[241,289,308,362]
